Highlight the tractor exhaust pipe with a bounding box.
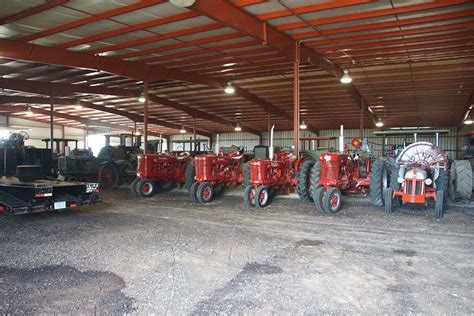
[269,125,275,159]
[214,133,220,154]
[339,125,344,153]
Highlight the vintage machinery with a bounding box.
[131,152,194,197]
[190,145,247,204]
[381,142,471,218]
[244,150,297,208]
[312,138,373,214]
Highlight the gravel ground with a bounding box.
[0,187,473,314]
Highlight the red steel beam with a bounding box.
[21,0,167,42]
[277,0,470,31]
[0,0,69,25]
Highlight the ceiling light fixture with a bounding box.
[170,0,195,7]
[340,69,352,84]
[375,119,384,128]
[138,92,146,103]
[464,116,473,125]
[234,124,242,132]
[299,121,307,130]
[179,126,186,134]
[224,82,235,94]
[25,106,33,116]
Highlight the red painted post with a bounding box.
[293,42,300,157]
[143,82,149,154]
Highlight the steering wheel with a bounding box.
[179,151,190,157]
[18,131,29,141]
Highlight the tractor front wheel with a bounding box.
[137,179,157,198]
[312,186,326,214]
[434,190,444,218]
[244,184,256,207]
[131,177,140,197]
[255,185,270,208]
[322,187,342,214]
[197,182,214,204]
[190,181,200,202]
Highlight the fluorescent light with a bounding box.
[224,82,235,94]
[340,69,352,84]
[234,124,242,132]
[299,121,307,129]
[138,93,145,103]
[170,0,195,7]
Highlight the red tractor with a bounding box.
[243,150,298,208]
[131,152,195,198]
[190,146,247,204]
[312,137,374,214]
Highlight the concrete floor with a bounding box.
[0,187,473,314]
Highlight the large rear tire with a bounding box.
[449,160,472,201]
[370,157,396,206]
[131,177,140,197]
[297,158,315,202]
[383,188,394,214]
[184,158,196,192]
[435,190,444,218]
[243,164,250,187]
[98,163,120,189]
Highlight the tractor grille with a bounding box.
[326,161,339,180]
[405,179,423,195]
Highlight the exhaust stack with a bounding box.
[269,125,275,159]
[339,125,344,153]
[214,133,220,154]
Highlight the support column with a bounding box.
[359,100,364,139]
[50,93,54,154]
[455,127,459,159]
[293,42,300,157]
[193,113,197,151]
[143,82,149,154]
[267,111,271,146]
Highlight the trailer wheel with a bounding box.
[190,181,199,203]
[434,190,444,218]
[137,179,157,198]
[254,185,270,208]
[383,188,393,214]
[297,158,315,202]
[370,157,396,206]
[244,184,256,207]
[184,158,195,192]
[197,182,214,204]
[98,163,120,189]
[449,160,472,201]
[312,186,326,214]
[131,178,140,197]
[322,187,342,214]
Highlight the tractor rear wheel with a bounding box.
[184,158,196,192]
[449,160,472,201]
[370,157,396,206]
[214,183,225,196]
[322,187,342,214]
[131,178,140,197]
[190,181,199,203]
[243,165,250,187]
[383,188,394,214]
[137,179,157,198]
[244,185,256,207]
[160,180,175,192]
[255,185,270,208]
[434,190,444,218]
[310,161,321,200]
[297,159,315,203]
[98,163,120,189]
[197,182,214,204]
[312,186,326,214]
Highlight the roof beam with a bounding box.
[20,0,166,42]
[0,0,69,25]
[0,80,251,136]
[0,39,290,125]
[189,0,376,123]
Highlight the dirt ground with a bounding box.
[0,187,473,314]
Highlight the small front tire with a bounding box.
[197,182,214,204]
[322,187,342,214]
[254,185,269,208]
[244,185,256,207]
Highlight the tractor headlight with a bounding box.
[425,178,432,185]
[398,177,404,183]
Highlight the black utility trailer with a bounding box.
[0,179,101,215]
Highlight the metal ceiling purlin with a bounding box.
[0,0,69,25]
[0,39,287,133]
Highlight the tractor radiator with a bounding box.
[326,161,339,180]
